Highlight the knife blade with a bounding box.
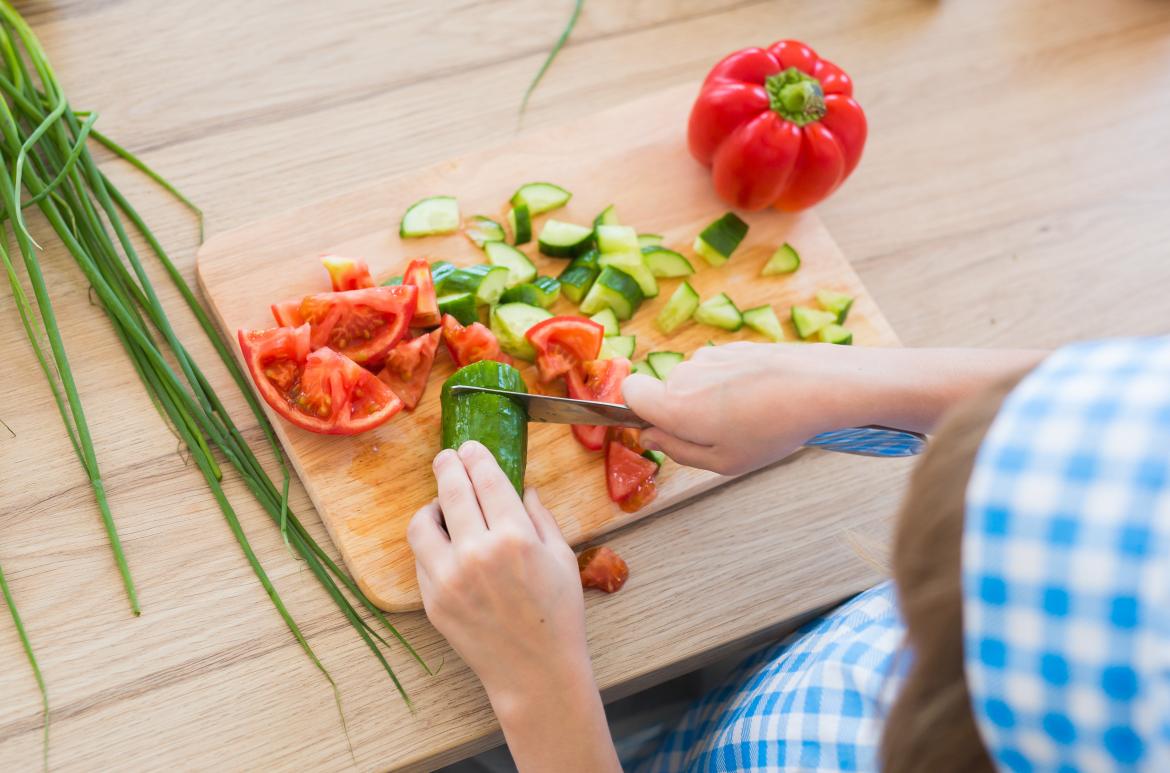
[447,385,928,458]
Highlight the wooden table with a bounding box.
[2,1,1168,769]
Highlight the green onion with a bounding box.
[519,0,583,117]
[0,556,49,772]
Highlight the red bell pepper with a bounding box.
[688,39,866,212]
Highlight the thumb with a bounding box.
[622,374,672,427]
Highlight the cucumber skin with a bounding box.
[441,362,528,495]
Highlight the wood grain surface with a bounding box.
[196,85,900,611]
[3,0,1169,770]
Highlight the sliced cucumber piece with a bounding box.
[596,224,640,254]
[485,241,537,287]
[538,219,595,258]
[791,306,838,339]
[400,195,460,238]
[381,275,403,286]
[507,201,532,245]
[589,308,620,336]
[642,449,666,467]
[490,303,554,361]
[742,305,784,342]
[437,292,479,326]
[430,260,457,288]
[500,276,561,308]
[693,212,749,266]
[464,215,505,248]
[593,204,619,230]
[694,292,743,331]
[637,233,663,247]
[642,246,695,278]
[815,289,855,323]
[598,334,636,360]
[647,351,685,380]
[579,266,645,320]
[656,281,700,335]
[762,242,801,275]
[818,323,854,345]
[511,182,571,215]
[558,249,600,304]
[438,264,510,305]
[598,250,658,298]
[632,359,658,378]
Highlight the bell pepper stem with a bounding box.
[765,67,827,126]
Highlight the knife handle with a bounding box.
[804,425,927,458]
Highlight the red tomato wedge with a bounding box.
[238,324,403,435]
[403,259,440,328]
[577,546,629,593]
[605,427,658,512]
[441,314,512,368]
[565,357,631,451]
[321,255,374,291]
[271,285,417,368]
[525,316,605,383]
[377,329,441,410]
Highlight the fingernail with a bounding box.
[433,448,457,469]
[641,439,660,452]
[458,440,484,459]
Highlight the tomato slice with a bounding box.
[577,546,629,593]
[525,316,605,383]
[238,324,403,435]
[272,285,417,368]
[377,329,441,410]
[321,254,374,291]
[566,357,631,451]
[403,259,440,328]
[441,314,512,368]
[605,427,658,511]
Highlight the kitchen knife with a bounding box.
[447,385,927,458]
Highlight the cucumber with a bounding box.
[499,276,561,309]
[596,224,640,254]
[579,266,645,321]
[815,290,854,323]
[655,280,700,335]
[381,275,402,286]
[818,323,854,345]
[538,219,595,258]
[437,292,479,326]
[642,449,666,467]
[589,308,620,336]
[693,212,749,266]
[742,305,784,342]
[400,195,460,238]
[791,306,838,339]
[437,264,510,305]
[485,241,537,287]
[632,359,658,378]
[762,243,801,275]
[593,204,619,230]
[557,249,600,304]
[490,303,553,361]
[464,215,506,248]
[694,292,743,331]
[507,201,532,245]
[511,182,571,215]
[441,361,528,495]
[598,334,636,360]
[430,260,457,288]
[598,250,658,298]
[642,246,694,278]
[647,351,684,380]
[637,234,663,247]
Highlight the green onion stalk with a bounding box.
[0,3,429,763]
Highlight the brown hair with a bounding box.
[879,374,1026,773]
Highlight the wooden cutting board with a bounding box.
[196,84,899,611]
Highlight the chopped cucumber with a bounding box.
[500,276,561,309]
[742,305,784,342]
[400,195,460,238]
[511,182,571,215]
[637,233,663,247]
[598,250,658,298]
[593,204,619,230]
[438,264,510,305]
[762,242,801,275]
[655,281,700,335]
[485,241,537,287]
[589,308,620,336]
[382,275,402,286]
[596,224,640,254]
[693,212,749,266]
[437,292,479,326]
[818,324,854,345]
[430,260,457,288]
[598,334,636,360]
[507,201,532,245]
[642,449,666,467]
[642,246,694,278]
[538,219,595,258]
[647,351,685,380]
[490,303,554,361]
[579,266,644,320]
[791,306,838,339]
[632,359,658,378]
[693,292,743,331]
[558,249,600,304]
[464,215,505,248]
[815,290,854,323]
